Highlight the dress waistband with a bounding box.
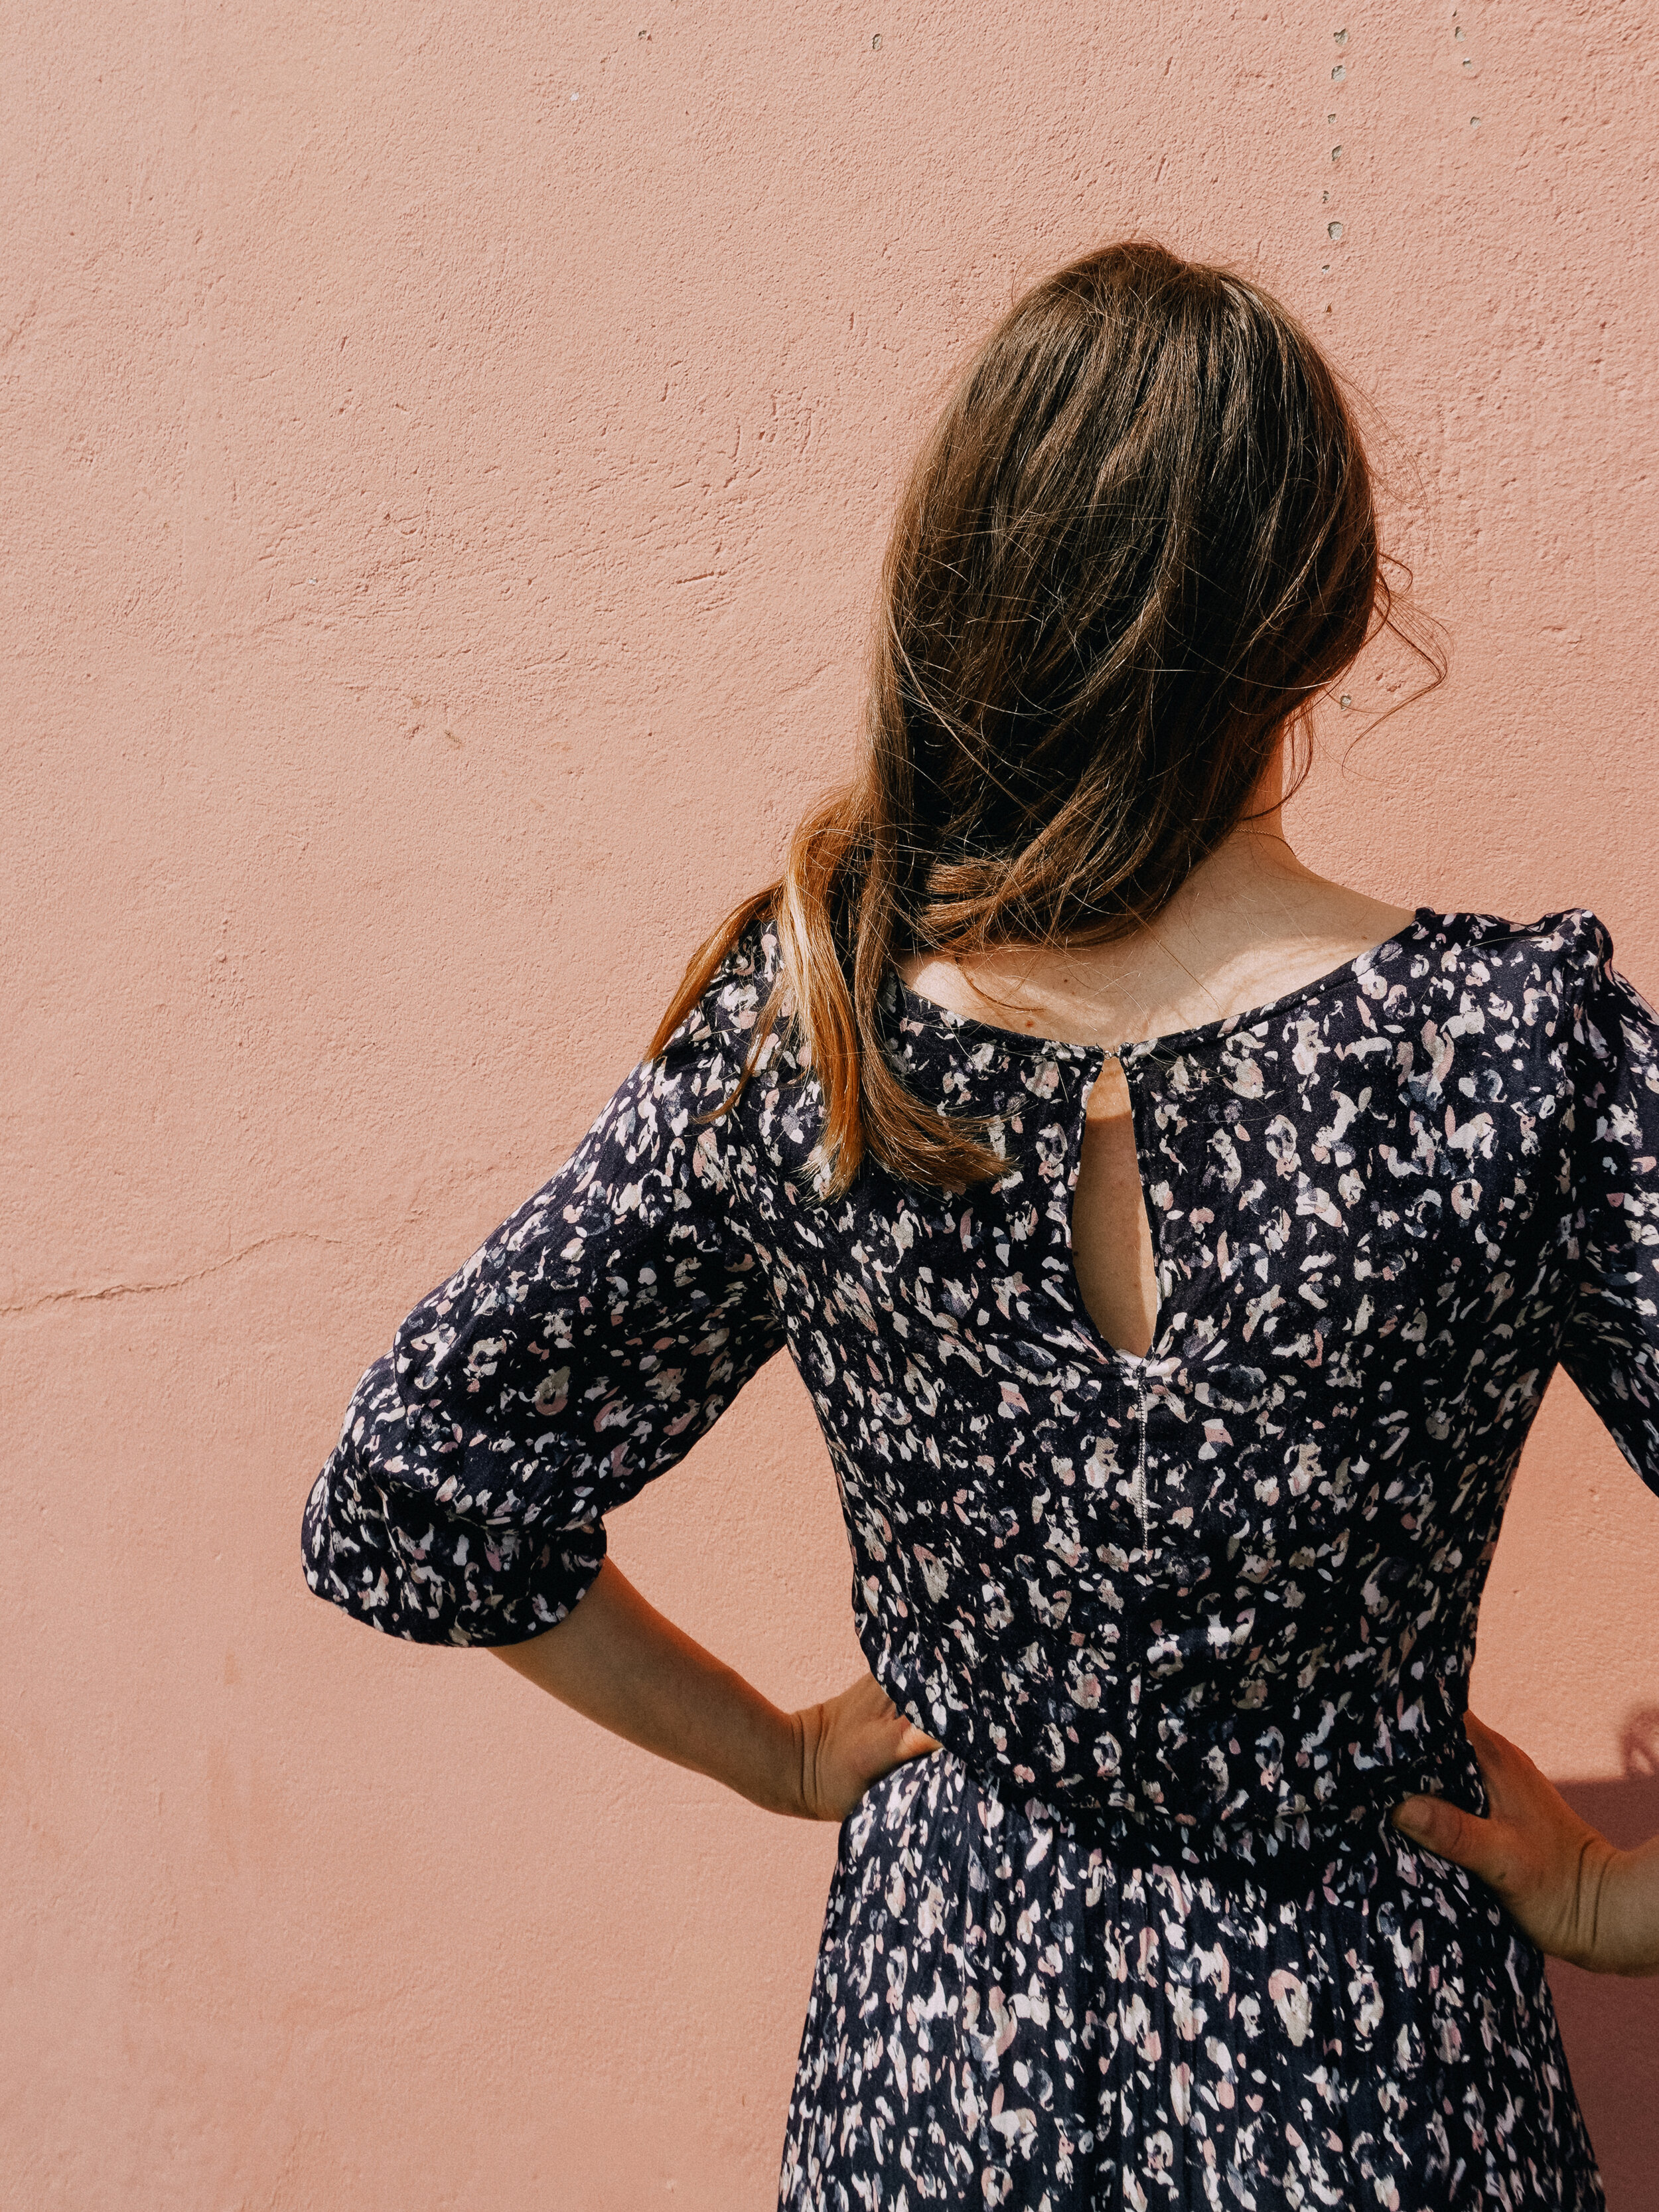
[959,1739,1486,1907]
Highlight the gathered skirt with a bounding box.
[778,1751,1602,2211]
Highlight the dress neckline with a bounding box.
[889,907,1443,1067]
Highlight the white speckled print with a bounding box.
[305,906,1659,2207]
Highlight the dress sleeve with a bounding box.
[1556,916,1659,1490]
[301,949,785,1645]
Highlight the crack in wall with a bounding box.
[0,1229,346,1318]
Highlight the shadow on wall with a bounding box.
[1550,1707,1659,2212]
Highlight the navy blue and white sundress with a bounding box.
[303,905,1659,2209]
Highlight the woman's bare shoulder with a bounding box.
[896,873,1427,1049]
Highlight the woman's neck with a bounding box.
[898,749,1419,1052]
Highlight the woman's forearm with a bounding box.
[494,1556,810,1817]
[1607,1832,1659,1976]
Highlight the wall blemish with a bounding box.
[1319,32,1349,297]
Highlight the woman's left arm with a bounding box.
[495,1556,940,1821]
[1393,1712,1659,1976]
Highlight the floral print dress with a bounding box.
[303,906,1659,2210]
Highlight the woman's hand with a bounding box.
[1392,1711,1659,1976]
[792,1672,942,1823]
[498,1561,941,1824]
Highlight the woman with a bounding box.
[302,243,1658,2209]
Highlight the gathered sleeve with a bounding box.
[301,959,784,1645]
[1556,917,1659,1489]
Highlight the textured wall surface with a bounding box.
[5,2,1657,2205]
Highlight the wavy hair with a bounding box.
[649,241,1440,1192]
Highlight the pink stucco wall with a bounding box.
[6,3,1658,2205]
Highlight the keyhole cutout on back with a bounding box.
[1072,1058,1161,1359]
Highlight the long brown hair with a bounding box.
[650,241,1439,1193]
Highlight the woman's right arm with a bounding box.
[1394,1714,1659,1976]
[494,1556,941,1822]
[1395,923,1659,1974]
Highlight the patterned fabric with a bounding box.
[303,905,1659,2209]
[784,1750,1585,2212]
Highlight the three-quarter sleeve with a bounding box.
[1556,916,1659,1489]
[301,953,785,1645]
